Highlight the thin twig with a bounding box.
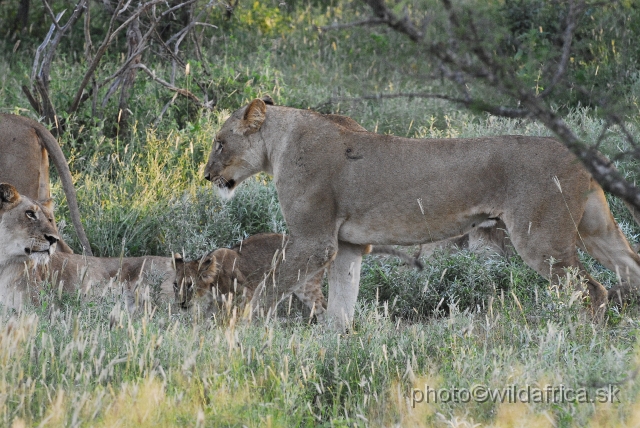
[69,0,166,114]
[363,0,424,42]
[133,63,208,106]
[537,0,581,98]
[41,0,63,31]
[31,10,61,83]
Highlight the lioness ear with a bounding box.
[236,99,266,135]
[39,198,55,213]
[0,183,20,208]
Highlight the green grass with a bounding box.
[37,105,640,427]
[1,0,640,425]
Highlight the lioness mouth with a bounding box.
[213,176,235,189]
[24,248,50,255]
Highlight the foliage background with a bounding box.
[1,0,640,426]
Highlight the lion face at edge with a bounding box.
[0,183,60,266]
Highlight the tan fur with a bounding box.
[0,114,92,255]
[173,233,422,319]
[42,253,174,307]
[419,219,515,258]
[174,233,325,318]
[0,182,172,310]
[0,184,60,309]
[204,99,640,330]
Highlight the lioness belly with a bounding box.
[338,210,494,246]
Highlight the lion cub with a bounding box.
[174,233,325,319]
[173,233,424,319]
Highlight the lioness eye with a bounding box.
[26,210,37,220]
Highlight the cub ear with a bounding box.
[236,99,266,135]
[172,253,183,270]
[198,251,216,272]
[261,95,274,105]
[0,183,20,208]
[206,255,218,274]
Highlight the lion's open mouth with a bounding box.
[213,176,235,190]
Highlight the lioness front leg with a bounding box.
[326,241,366,332]
[271,235,337,318]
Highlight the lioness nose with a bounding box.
[45,234,59,245]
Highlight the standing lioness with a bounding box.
[204,98,640,331]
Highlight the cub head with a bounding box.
[173,248,246,309]
[204,98,269,199]
[0,183,60,266]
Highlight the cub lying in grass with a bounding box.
[173,232,422,319]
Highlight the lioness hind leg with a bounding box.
[326,241,365,332]
[502,213,608,317]
[577,187,640,304]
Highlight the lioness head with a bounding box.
[173,249,246,309]
[204,98,268,199]
[0,183,60,266]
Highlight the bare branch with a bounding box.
[30,0,87,124]
[31,10,60,83]
[154,92,179,126]
[133,63,211,107]
[537,0,581,98]
[69,0,167,114]
[83,1,93,62]
[115,15,143,131]
[38,0,87,81]
[21,85,42,116]
[361,0,424,42]
[41,0,63,31]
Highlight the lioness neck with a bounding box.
[0,262,32,309]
